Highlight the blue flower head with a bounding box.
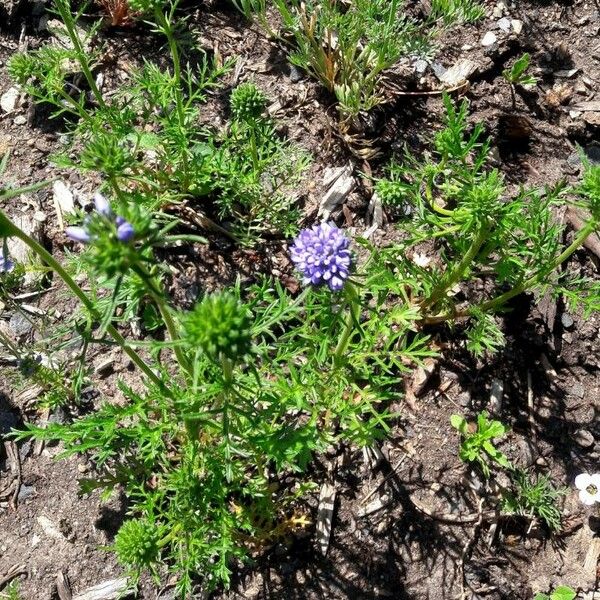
[65,193,134,245]
[290,222,352,291]
[0,249,14,273]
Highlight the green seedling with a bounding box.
[374,95,600,353]
[0,580,22,600]
[503,53,538,109]
[534,586,577,600]
[450,412,512,477]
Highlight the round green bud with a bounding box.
[183,293,252,362]
[230,82,267,121]
[114,519,160,570]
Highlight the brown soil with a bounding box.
[1,0,600,599]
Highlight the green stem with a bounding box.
[333,282,360,368]
[424,222,490,309]
[131,264,192,377]
[155,7,185,129]
[108,175,127,204]
[55,0,106,109]
[154,5,190,181]
[425,178,454,217]
[423,218,599,324]
[53,86,93,122]
[477,219,598,313]
[0,211,165,391]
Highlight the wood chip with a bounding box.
[319,164,355,221]
[37,515,66,541]
[357,492,392,517]
[363,191,383,239]
[72,578,131,600]
[315,482,336,556]
[57,571,73,600]
[567,208,600,262]
[363,443,384,470]
[0,564,27,589]
[584,537,600,576]
[438,59,477,87]
[571,101,600,112]
[411,358,437,397]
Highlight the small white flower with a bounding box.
[575,473,600,505]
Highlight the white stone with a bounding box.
[511,19,523,34]
[481,31,497,46]
[439,59,478,86]
[498,17,511,32]
[0,86,20,113]
[492,1,506,17]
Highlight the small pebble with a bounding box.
[1,87,20,113]
[498,17,511,32]
[17,484,35,501]
[561,313,575,329]
[490,378,504,412]
[414,59,429,74]
[511,19,523,34]
[574,429,594,449]
[288,64,303,83]
[571,382,585,399]
[9,312,33,337]
[481,31,497,46]
[457,391,471,407]
[492,1,506,17]
[13,115,27,126]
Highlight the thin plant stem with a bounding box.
[54,0,107,109]
[153,4,190,182]
[333,282,360,368]
[423,222,490,309]
[131,263,192,377]
[477,219,597,313]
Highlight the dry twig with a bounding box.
[458,497,485,600]
[0,564,27,590]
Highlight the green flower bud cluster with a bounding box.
[7,52,38,84]
[230,82,267,121]
[375,178,404,207]
[114,519,160,570]
[579,162,600,222]
[183,293,253,362]
[65,194,148,278]
[127,0,165,14]
[80,134,131,179]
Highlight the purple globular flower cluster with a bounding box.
[66,193,135,244]
[290,222,352,291]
